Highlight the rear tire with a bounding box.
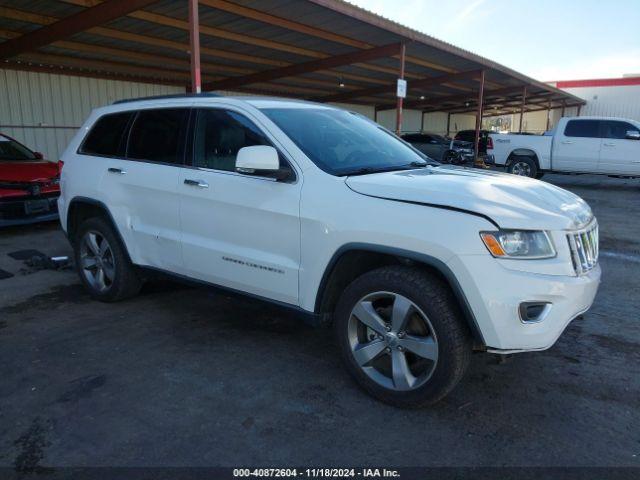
[507,156,538,178]
[74,217,142,302]
[334,265,472,408]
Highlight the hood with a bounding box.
[0,161,59,183]
[345,166,592,230]
[452,140,473,150]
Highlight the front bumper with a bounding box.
[448,254,601,352]
[0,194,60,227]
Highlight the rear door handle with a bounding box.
[561,140,574,145]
[602,142,615,147]
[184,178,209,188]
[108,167,126,175]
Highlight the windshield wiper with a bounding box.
[340,162,429,177]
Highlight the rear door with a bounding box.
[96,107,189,271]
[599,120,640,175]
[178,107,301,305]
[552,119,601,172]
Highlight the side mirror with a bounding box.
[625,130,640,140]
[236,145,289,180]
[34,151,44,159]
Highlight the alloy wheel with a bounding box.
[348,291,439,391]
[79,231,115,293]
[511,161,532,177]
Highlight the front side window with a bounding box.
[192,109,271,171]
[80,111,133,157]
[0,135,36,161]
[601,121,640,139]
[127,109,188,164]
[261,107,430,176]
[564,120,600,138]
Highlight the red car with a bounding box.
[0,133,61,227]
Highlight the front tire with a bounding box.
[334,266,472,407]
[507,156,538,178]
[74,217,142,302]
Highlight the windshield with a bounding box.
[0,135,37,161]
[261,107,437,176]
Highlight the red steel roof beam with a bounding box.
[0,0,160,60]
[202,42,404,92]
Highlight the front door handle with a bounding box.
[561,140,574,145]
[108,167,126,175]
[602,142,615,147]
[184,178,209,188]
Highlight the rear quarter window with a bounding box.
[79,111,134,157]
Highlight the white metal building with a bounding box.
[548,76,640,123]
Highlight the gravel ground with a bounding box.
[0,173,638,471]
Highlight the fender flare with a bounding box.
[506,148,541,170]
[315,243,486,345]
[66,196,133,262]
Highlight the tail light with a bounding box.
[57,160,64,173]
[486,136,493,150]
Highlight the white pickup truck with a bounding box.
[488,116,640,178]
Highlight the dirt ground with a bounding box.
[0,173,638,470]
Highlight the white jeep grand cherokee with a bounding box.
[58,94,600,407]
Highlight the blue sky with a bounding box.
[348,0,640,81]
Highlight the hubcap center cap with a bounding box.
[385,331,399,347]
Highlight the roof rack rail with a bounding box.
[112,92,222,105]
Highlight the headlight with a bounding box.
[480,230,556,259]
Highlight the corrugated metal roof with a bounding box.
[0,0,585,112]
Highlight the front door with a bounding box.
[599,120,640,175]
[178,107,301,305]
[553,119,601,172]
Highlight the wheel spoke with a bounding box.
[81,256,97,269]
[99,238,110,256]
[391,349,414,390]
[102,262,115,282]
[95,268,106,290]
[352,340,386,366]
[391,295,412,332]
[400,335,438,361]
[352,301,387,335]
[86,233,101,256]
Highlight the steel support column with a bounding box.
[518,86,527,133]
[474,70,485,161]
[395,43,406,135]
[446,113,451,137]
[545,98,552,131]
[189,0,201,93]
[561,100,566,118]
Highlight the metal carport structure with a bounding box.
[0,0,585,155]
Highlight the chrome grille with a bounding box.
[567,221,599,275]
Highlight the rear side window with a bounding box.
[80,112,133,157]
[564,120,600,138]
[127,108,189,164]
[601,121,639,139]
